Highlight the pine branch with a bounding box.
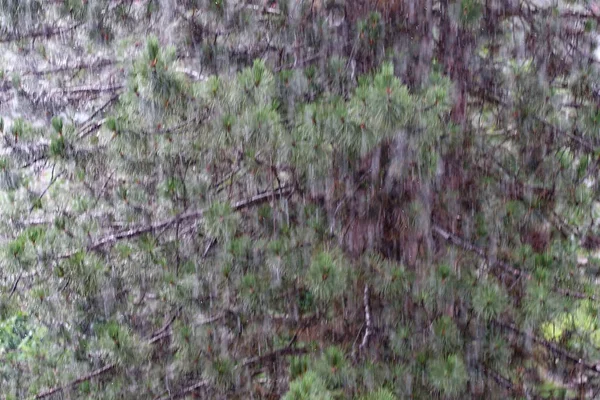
[36,321,305,398]
[35,307,224,398]
[29,167,61,213]
[35,364,116,399]
[493,319,600,375]
[480,364,524,396]
[432,225,521,277]
[147,311,226,344]
[60,84,125,95]
[19,58,116,76]
[4,137,50,165]
[149,306,182,341]
[77,90,121,137]
[432,224,597,301]
[58,186,294,259]
[0,22,83,43]
[240,347,308,368]
[468,85,596,153]
[154,380,209,400]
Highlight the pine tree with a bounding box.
[1,0,600,399]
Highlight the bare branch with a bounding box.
[432,224,597,301]
[480,364,522,395]
[494,320,600,375]
[0,22,83,43]
[155,380,209,400]
[432,225,521,277]
[148,306,182,343]
[58,186,294,259]
[19,58,116,76]
[35,364,116,399]
[59,84,125,95]
[243,3,281,15]
[241,347,308,368]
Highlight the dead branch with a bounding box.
[432,225,521,277]
[0,22,83,43]
[20,58,116,76]
[494,319,600,375]
[432,224,597,301]
[35,364,116,399]
[154,380,209,400]
[241,347,308,368]
[480,363,522,395]
[58,186,294,259]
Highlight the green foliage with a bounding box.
[432,316,462,352]
[459,0,482,25]
[427,354,468,396]
[290,355,310,379]
[307,250,346,303]
[51,116,63,134]
[7,235,27,259]
[472,280,509,321]
[360,388,397,400]
[204,201,240,240]
[0,312,30,351]
[313,346,353,390]
[49,135,66,158]
[541,300,600,348]
[368,254,411,300]
[283,371,334,400]
[205,356,235,389]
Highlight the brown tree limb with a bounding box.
[20,58,116,76]
[432,225,522,277]
[240,346,309,368]
[0,22,83,43]
[154,380,210,400]
[35,307,306,398]
[480,363,521,394]
[493,319,600,375]
[35,364,117,399]
[35,308,225,398]
[432,224,597,301]
[58,186,294,259]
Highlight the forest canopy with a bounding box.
[2,0,600,399]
